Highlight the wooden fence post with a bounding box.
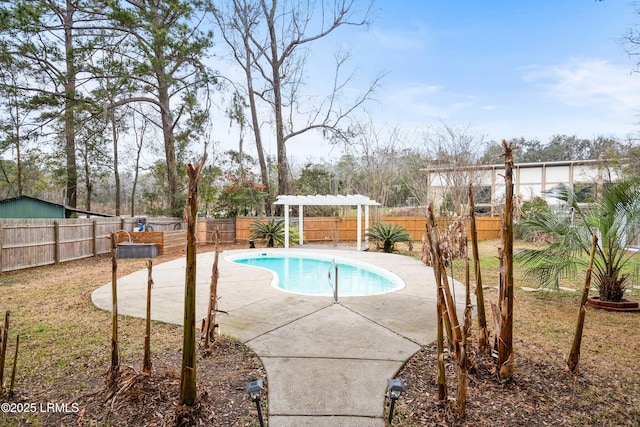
[92,220,98,256]
[54,221,60,265]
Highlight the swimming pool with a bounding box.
[226,251,405,297]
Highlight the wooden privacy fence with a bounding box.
[1,216,501,272]
[0,217,195,272]
[0,218,122,272]
[236,215,502,242]
[197,219,236,244]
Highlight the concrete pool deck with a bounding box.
[91,248,468,427]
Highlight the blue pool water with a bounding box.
[227,252,404,296]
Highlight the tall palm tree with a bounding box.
[516,179,640,302]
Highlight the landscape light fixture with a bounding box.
[246,379,265,427]
[386,378,406,425]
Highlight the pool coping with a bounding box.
[224,249,406,297]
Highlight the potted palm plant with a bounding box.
[365,222,412,253]
[248,219,299,247]
[516,179,640,311]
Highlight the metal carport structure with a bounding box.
[273,194,380,251]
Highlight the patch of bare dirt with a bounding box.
[4,337,266,427]
[393,337,640,427]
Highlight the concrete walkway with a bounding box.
[92,248,468,427]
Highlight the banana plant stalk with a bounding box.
[567,234,598,373]
[469,184,489,353]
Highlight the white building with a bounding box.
[420,159,620,216]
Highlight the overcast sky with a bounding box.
[213,0,640,163]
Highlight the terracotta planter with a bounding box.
[586,296,640,312]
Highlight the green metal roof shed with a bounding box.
[0,196,115,218]
[0,196,65,218]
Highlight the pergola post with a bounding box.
[298,205,304,246]
[365,204,370,249]
[284,204,290,248]
[357,204,362,251]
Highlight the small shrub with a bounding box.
[366,222,412,253]
[248,219,300,247]
[249,219,284,247]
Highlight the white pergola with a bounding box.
[273,194,381,251]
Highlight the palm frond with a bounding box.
[515,247,583,289]
[516,178,640,301]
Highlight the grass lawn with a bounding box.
[0,239,638,426]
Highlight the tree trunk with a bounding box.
[112,111,121,216]
[263,1,289,211]
[83,149,92,214]
[244,39,271,215]
[156,67,179,216]
[64,0,77,208]
[497,140,515,380]
[131,119,145,217]
[14,105,22,197]
[567,234,598,373]
[179,154,207,406]
[468,184,489,353]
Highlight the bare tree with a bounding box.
[420,123,487,217]
[214,0,380,211]
[342,120,408,206]
[214,0,272,212]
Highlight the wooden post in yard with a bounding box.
[9,334,19,396]
[498,140,516,380]
[179,154,207,406]
[0,310,9,394]
[204,228,220,349]
[107,233,119,385]
[143,260,154,374]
